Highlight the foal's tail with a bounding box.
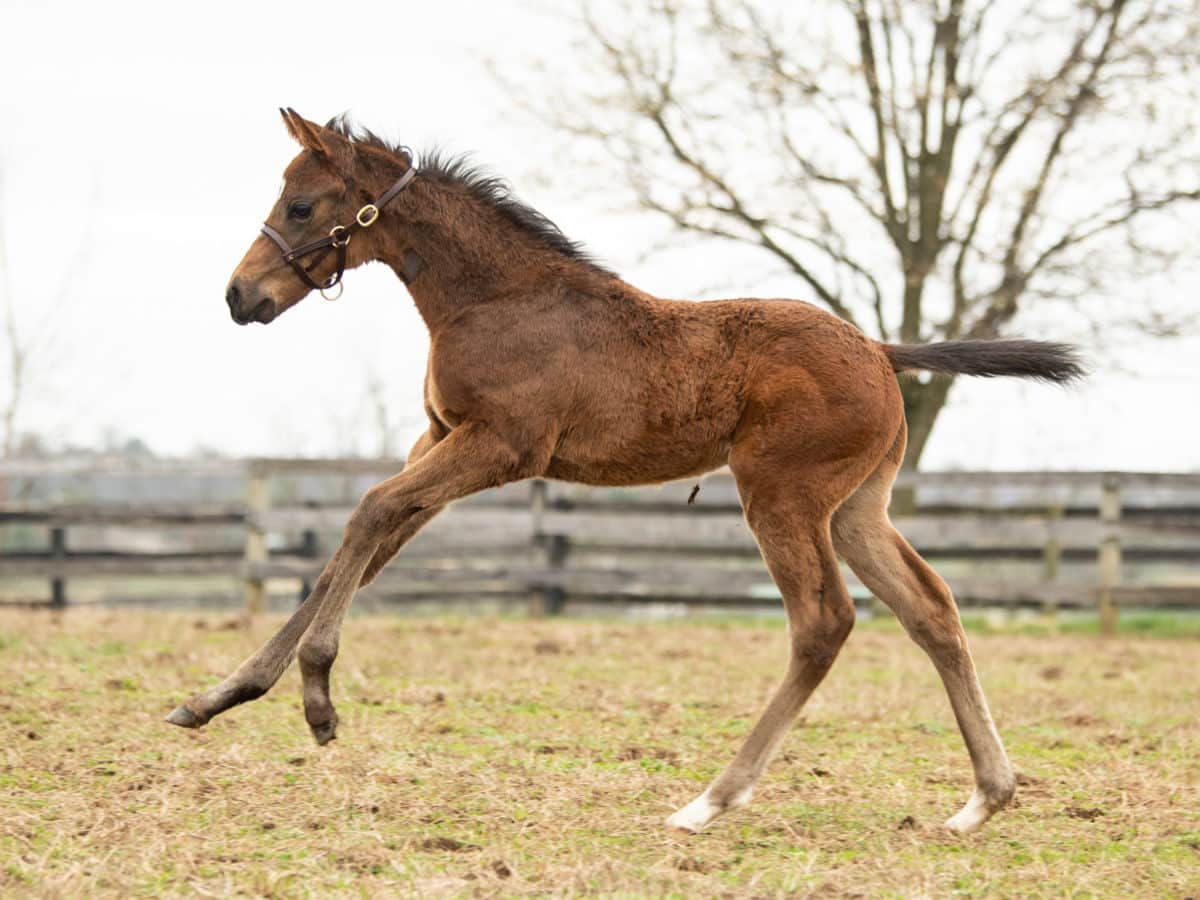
[882,339,1085,384]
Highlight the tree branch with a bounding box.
[945,5,1110,336]
[850,0,908,252]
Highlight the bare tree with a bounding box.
[509,0,1200,466]
[0,168,95,456]
[365,369,397,458]
[0,173,24,457]
[315,368,415,459]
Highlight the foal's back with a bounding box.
[539,286,902,489]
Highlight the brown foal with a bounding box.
[169,110,1083,835]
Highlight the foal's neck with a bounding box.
[376,173,608,333]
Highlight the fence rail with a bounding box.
[2,459,1199,628]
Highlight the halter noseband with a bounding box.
[260,167,417,301]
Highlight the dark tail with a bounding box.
[882,339,1085,384]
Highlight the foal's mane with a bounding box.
[326,115,615,278]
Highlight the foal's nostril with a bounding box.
[225,283,242,311]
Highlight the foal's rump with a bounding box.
[882,339,1085,384]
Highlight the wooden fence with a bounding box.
[2,459,1199,629]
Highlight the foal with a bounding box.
[169,110,1083,836]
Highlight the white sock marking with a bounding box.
[666,785,754,833]
[944,788,993,834]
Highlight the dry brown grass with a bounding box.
[1,609,1197,898]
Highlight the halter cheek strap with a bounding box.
[260,222,349,297]
[260,167,417,300]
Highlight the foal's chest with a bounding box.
[424,323,541,430]
[424,372,467,431]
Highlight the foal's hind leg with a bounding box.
[667,466,858,832]
[831,433,1015,833]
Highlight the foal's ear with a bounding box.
[279,108,354,176]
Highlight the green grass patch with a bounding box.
[0,609,1196,897]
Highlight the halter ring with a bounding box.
[320,280,344,302]
[329,225,349,247]
[356,204,380,227]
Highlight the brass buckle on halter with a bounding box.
[329,225,350,247]
[356,204,380,227]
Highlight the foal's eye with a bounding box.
[288,200,314,221]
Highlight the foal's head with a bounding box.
[224,109,411,325]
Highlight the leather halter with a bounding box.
[260,167,417,300]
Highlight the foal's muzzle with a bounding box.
[225,280,276,325]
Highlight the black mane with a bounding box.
[326,116,615,278]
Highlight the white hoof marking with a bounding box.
[667,792,720,833]
[666,786,753,833]
[944,788,993,834]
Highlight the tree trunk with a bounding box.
[900,271,925,343]
[887,377,954,516]
[900,377,955,470]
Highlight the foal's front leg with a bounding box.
[165,549,343,729]
[165,430,442,730]
[292,422,542,744]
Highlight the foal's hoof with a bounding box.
[310,720,338,746]
[666,786,752,834]
[666,804,715,834]
[944,785,1011,834]
[165,705,206,729]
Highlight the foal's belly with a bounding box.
[544,432,733,487]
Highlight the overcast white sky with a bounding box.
[0,0,1197,471]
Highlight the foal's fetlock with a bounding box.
[298,643,339,745]
[988,771,1017,809]
[164,678,271,730]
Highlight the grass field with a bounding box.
[1,609,1197,897]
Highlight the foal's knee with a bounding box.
[346,487,401,538]
[980,769,1017,806]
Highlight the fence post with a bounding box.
[1041,503,1063,619]
[298,524,319,607]
[1097,476,1121,636]
[49,526,67,609]
[243,462,269,615]
[543,535,568,616]
[528,479,566,617]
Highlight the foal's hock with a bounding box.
[175,109,1083,836]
